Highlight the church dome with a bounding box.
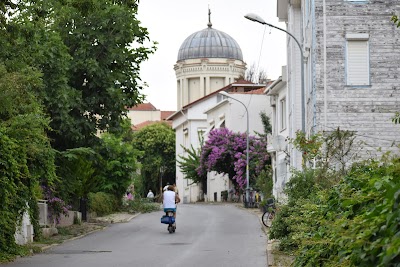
[177,25,243,61]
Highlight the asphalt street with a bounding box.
[2,204,267,267]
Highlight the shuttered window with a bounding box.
[280,98,287,131]
[346,40,369,86]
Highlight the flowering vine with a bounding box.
[42,186,71,224]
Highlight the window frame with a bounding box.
[279,97,287,131]
[345,33,370,87]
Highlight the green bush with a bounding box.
[285,168,318,205]
[88,192,118,216]
[123,198,160,213]
[275,159,400,267]
[255,167,273,199]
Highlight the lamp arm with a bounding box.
[264,22,306,133]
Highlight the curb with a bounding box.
[39,226,107,251]
[38,213,141,252]
[121,213,141,223]
[237,205,273,266]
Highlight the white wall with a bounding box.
[14,210,33,245]
[127,110,161,125]
[173,96,219,203]
[223,94,271,135]
[203,93,271,201]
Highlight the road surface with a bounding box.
[3,204,267,267]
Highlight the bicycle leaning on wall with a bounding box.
[262,198,276,228]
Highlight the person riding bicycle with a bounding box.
[163,185,180,218]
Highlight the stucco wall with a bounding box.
[127,110,161,126]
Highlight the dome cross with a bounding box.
[207,7,212,28]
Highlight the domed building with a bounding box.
[174,14,246,108]
[168,11,269,204]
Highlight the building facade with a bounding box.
[273,0,400,199]
[265,66,289,202]
[169,82,270,203]
[126,103,174,131]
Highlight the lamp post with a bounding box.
[244,13,305,133]
[159,166,166,199]
[218,91,250,207]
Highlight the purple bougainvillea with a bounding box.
[42,186,71,224]
[197,128,269,189]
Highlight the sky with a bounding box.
[137,0,287,111]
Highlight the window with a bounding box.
[216,118,225,128]
[280,98,286,130]
[203,125,215,139]
[346,34,370,86]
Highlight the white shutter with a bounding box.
[347,40,369,86]
[280,98,287,130]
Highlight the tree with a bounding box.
[132,122,176,196]
[0,65,56,258]
[95,133,140,202]
[56,147,99,210]
[51,0,157,149]
[198,128,269,189]
[254,112,273,197]
[7,0,157,150]
[245,63,269,83]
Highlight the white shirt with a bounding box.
[147,191,154,198]
[163,190,176,209]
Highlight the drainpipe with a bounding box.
[323,0,327,130]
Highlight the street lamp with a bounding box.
[159,166,166,198]
[218,91,250,207]
[244,13,305,133]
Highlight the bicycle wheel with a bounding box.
[262,211,274,227]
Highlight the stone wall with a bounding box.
[312,0,400,157]
[58,211,82,226]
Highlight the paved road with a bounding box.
[3,204,267,267]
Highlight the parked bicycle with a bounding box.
[262,198,276,228]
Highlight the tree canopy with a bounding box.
[0,65,56,258]
[132,122,176,196]
[0,0,156,259]
[3,0,156,150]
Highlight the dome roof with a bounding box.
[177,26,243,61]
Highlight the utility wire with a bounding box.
[243,25,268,118]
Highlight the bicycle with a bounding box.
[261,199,276,228]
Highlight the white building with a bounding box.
[168,12,277,203]
[266,0,400,200]
[126,103,174,131]
[169,82,270,203]
[265,66,289,202]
